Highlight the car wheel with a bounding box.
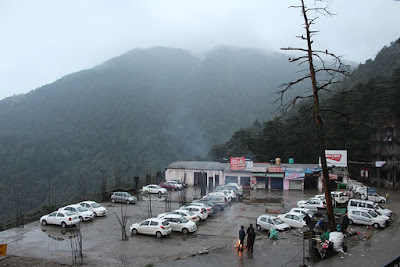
[131,229,138,235]
[41,220,47,226]
[126,200,130,204]
[79,216,84,222]
[61,221,67,228]
[348,219,353,225]
[94,212,97,217]
[182,228,189,235]
[216,205,222,211]
[158,191,161,195]
[111,198,116,203]
[156,231,163,238]
[373,223,380,229]
[256,224,261,231]
[380,199,385,203]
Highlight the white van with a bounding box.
[347,208,386,229]
[347,199,392,217]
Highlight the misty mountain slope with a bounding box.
[0,46,306,223]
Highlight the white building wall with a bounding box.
[165,169,225,187]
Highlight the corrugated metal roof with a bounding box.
[166,161,229,171]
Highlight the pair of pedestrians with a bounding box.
[238,224,256,252]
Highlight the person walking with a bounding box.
[246,224,254,248]
[247,228,256,252]
[238,226,245,251]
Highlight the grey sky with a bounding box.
[0,0,399,100]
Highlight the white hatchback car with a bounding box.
[142,184,168,194]
[297,198,326,211]
[130,218,172,238]
[162,214,197,234]
[289,208,314,218]
[278,212,307,228]
[160,210,200,223]
[361,193,387,203]
[40,210,80,228]
[80,201,107,216]
[179,205,208,220]
[256,214,290,231]
[58,204,95,221]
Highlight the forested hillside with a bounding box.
[209,39,400,173]
[0,46,305,223]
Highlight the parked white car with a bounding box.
[220,189,237,202]
[355,186,368,195]
[58,204,95,221]
[256,214,290,231]
[361,193,387,203]
[297,198,326,211]
[130,218,172,238]
[142,184,168,194]
[40,210,80,228]
[179,205,208,220]
[162,214,197,234]
[347,208,386,229]
[79,201,107,216]
[289,208,314,218]
[278,212,307,228]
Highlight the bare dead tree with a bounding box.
[116,204,129,240]
[279,0,351,231]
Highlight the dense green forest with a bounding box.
[209,39,400,170]
[0,46,307,224]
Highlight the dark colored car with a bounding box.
[199,195,228,211]
[159,181,180,191]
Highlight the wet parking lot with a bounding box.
[0,187,399,266]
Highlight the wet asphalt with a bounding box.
[0,187,398,267]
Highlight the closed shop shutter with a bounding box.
[270,178,283,189]
[289,180,302,190]
[225,176,238,184]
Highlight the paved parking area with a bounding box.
[0,188,398,266]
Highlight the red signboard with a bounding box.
[230,157,246,171]
[268,167,285,173]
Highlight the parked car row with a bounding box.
[40,201,108,228]
[129,188,233,238]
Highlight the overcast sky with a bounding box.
[0,0,399,100]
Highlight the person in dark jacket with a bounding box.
[238,226,245,251]
[247,228,256,252]
[246,224,254,248]
[342,214,349,232]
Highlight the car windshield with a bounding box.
[375,204,384,209]
[65,211,75,216]
[179,217,189,223]
[92,203,101,208]
[273,218,285,225]
[162,221,169,226]
[368,211,378,218]
[156,186,162,189]
[77,206,87,212]
[298,214,305,220]
[186,211,195,216]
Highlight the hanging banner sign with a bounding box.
[319,150,348,167]
[268,167,285,173]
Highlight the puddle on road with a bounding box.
[21,227,82,252]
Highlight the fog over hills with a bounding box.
[0,46,305,222]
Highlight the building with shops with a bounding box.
[165,160,327,191]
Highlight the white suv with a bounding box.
[297,198,326,211]
[348,199,392,217]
